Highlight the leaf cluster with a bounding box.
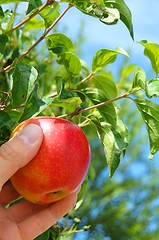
[1,1,159,239]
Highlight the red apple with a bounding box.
[10,117,91,205]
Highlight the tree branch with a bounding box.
[1,3,72,74]
[59,91,130,119]
[80,92,129,114]
[7,0,56,35]
[76,72,94,87]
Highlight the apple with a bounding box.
[10,117,91,205]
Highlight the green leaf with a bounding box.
[100,7,120,25]
[35,229,50,240]
[6,109,22,122]
[20,84,53,121]
[46,33,73,54]
[53,96,82,113]
[0,0,28,3]
[63,0,120,25]
[92,74,117,99]
[81,87,117,126]
[24,17,44,30]
[57,52,81,76]
[12,64,38,107]
[92,47,129,72]
[0,10,14,33]
[104,0,134,39]
[146,78,159,98]
[74,178,88,210]
[134,98,159,159]
[26,0,42,15]
[100,8,120,25]
[0,7,4,20]
[56,76,78,100]
[116,116,129,156]
[132,67,147,91]
[0,110,17,145]
[90,115,127,177]
[55,77,82,113]
[39,4,60,29]
[121,64,137,79]
[0,34,9,55]
[139,41,159,75]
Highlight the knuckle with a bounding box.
[0,142,18,163]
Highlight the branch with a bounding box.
[75,72,94,87]
[1,3,72,74]
[59,91,130,119]
[80,92,129,114]
[7,0,56,35]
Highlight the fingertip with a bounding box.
[16,124,43,146]
[0,124,43,189]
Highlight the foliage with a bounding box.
[0,0,159,239]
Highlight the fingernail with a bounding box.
[18,124,43,145]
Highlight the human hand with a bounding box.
[0,124,78,240]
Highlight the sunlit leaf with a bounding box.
[52,96,82,113]
[139,41,159,75]
[26,0,42,15]
[0,9,14,32]
[90,115,127,177]
[24,17,44,30]
[92,47,129,72]
[46,33,73,54]
[100,7,119,25]
[57,52,81,76]
[132,67,146,91]
[121,64,137,79]
[146,78,159,98]
[104,0,134,39]
[134,98,159,159]
[81,87,117,126]
[62,0,120,25]
[92,75,117,99]
[40,4,60,29]
[0,0,28,3]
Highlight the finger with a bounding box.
[0,207,22,240]
[6,188,80,223]
[0,181,20,206]
[0,124,43,190]
[17,191,78,240]
[6,200,46,223]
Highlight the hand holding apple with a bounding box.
[10,117,91,205]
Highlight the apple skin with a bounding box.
[10,117,91,205]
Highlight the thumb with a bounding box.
[0,124,43,190]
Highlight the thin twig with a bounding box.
[1,4,72,74]
[76,72,94,87]
[7,0,55,35]
[59,91,129,119]
[80,92,129,113]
